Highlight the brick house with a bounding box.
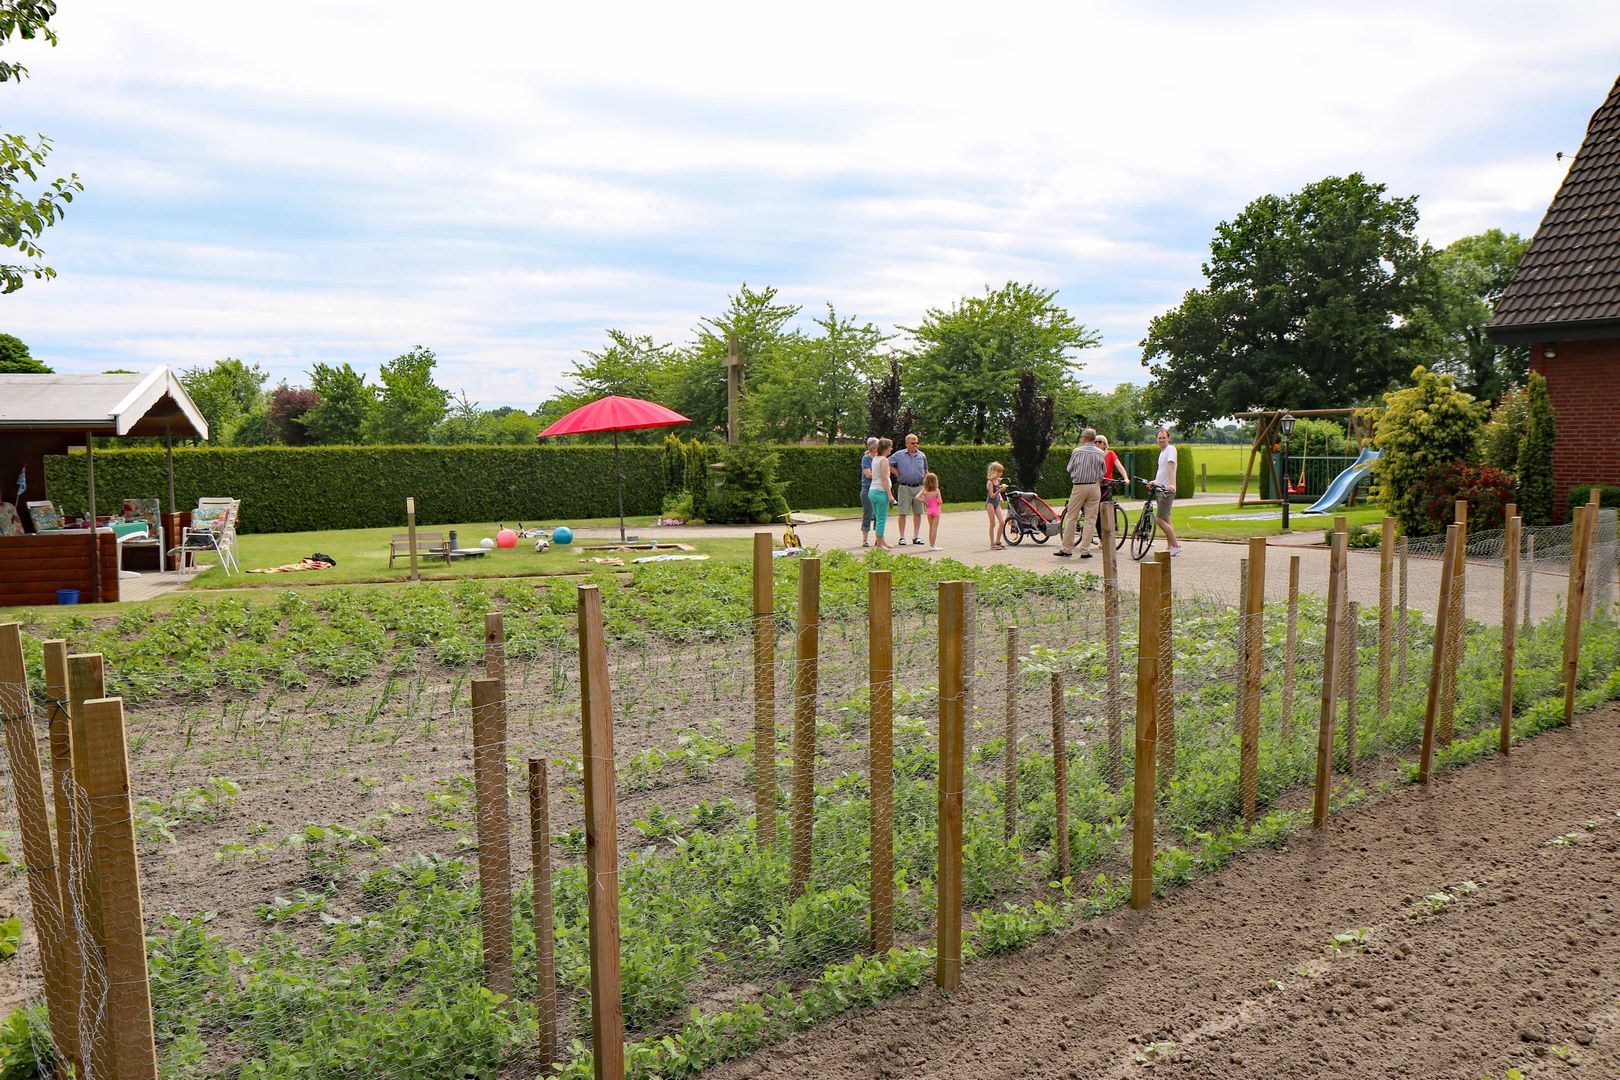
[1488,74,1620,518]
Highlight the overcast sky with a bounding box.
[5,1,1618,406]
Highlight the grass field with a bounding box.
[1186,444,1250,492]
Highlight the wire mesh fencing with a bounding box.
[0,514,1616,1079]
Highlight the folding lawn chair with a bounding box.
[178,498,242,575]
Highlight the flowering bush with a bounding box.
[1418,461,1516,533]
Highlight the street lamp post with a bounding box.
[1279,412,1296,533]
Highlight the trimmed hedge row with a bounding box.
[44,441,1195,534]
[45,445,666,534]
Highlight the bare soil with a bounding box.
[709,701,1620,1080]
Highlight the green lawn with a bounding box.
[1161,498,1384,539]
[1185,444,1251,493]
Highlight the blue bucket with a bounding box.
[56,589,80,605]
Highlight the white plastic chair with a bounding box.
[180,498,241,574]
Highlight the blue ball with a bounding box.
[553,526,574,545]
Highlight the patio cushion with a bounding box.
[25,501,63,532]
[0,502,21,538]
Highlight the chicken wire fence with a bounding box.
[0,516,1616,1079]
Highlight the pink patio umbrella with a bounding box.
[538,395,690,541]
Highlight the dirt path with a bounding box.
[709,703,1620,1080]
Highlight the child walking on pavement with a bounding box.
[921,472,944,550]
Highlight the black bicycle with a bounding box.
[1128,479,1165,561]
[1101,480,1129,550]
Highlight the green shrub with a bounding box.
[1482,384,1528,472]
[1418,461,1516,532]
[1565,484,1620,521]
[1516,371,1556,526]
[693,442,789,524]
[1374,366,1485,536]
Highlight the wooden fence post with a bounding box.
[790,556,820,898]
[1344,602,1360,777]
[471,677,512,996]
[1500,516,1521,755]
[1419,525,1462,784]
[1439,500,1468,745]
[1235,557,1249,734]
[936,581,966,991]
[1562,505,1594,728]
[66,650,108,1058]
[1378,517,1394,717]
[0,625,78,1075]
[80,695,159,1080]
[1312,532,1347,827]
[1131,561,1161,909]
[869,570,894,954]
[529,758,557,1067]
[1153,550,1174,786]
[1398,537,1410,684]
[1282,555,1300,739]
[1200,461,1208,493]
[1051,670,1069,881]
[1002,625,1019,841]
[1239,538,1266,821]
[1522,534,1535,630]
[406,496,420,582]
[484,611,505,683]
[39,640,84,1073]
[577,584,625,1080]
[752,533,777,848]
[1099,500,1123,788]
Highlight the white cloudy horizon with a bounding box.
[3,1,1616,407]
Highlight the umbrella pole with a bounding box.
[615,430,626,543]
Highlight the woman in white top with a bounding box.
[868,438,897,549]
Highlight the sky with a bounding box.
[4,1,1619,408]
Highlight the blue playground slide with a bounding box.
[1299,447,1382,515]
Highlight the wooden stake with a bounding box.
[1522,534,1534,631]
[484,611,505,683]
[1153,550,1174,785]
[1312,532,1347,827]
[1131,562,1161,909]
[1050,670,1069,882]
[1200,461,1208,493]
[1345,601,1360,777]
[66,651,108,1051]
[528,758,557,1067]
[406,496,420,582]
[1239,538,1266,821]
[0,624,77,1074]
[1439,500,1468,745]
[1282,556,1300,739]
[869,570,894,954]
[752,533,777,848]
[1236,557,1249,734]
[1398,538,1410,683]
[790,557,820,898]
[1099,500,1123,788]
[1002,625,1019,842]
[79,695,159,1080]
[577,585,624,1080]
[1419,525,1462,784]
[1500,516,1521,755]
[1378,517,1394,717]
[1562,505,1594,727]
[39,640,83,1073]
[936,581,966,991]
[471,677,512,996]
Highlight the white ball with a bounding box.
[479,537,495,550]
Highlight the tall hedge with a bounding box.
[45,444,667,533]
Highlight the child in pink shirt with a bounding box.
[921,472,944,550]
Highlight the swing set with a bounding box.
[1231,408,1375,508]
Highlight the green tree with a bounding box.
[2,1,83,293]
[1516,371,1555,526]
[672,284,800,438]
[301,362,374,444]
[1408,229,1530,401]
[1142,174,1439,427]
[179,358,267,442]
[553,331,682,443]
[903,281,1098,443]
[1481,383,1528,472]
[0,332,47,372]
[266,384,320,445]
[364,346,449,444]
[1073,382,1153,445]
[1372,366,1485,535]
[746,306,888,441]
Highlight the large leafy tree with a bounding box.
[1007,371,1056,489]
[1073,382,1154,445]
[668,284,800,439]
[2,1,83,293]
[1142,173,1439,427]
[1406,229,1529,401]
[1372,366,1485,536]
[301,362,374,444]
[866,358,904,441]
[746,305,888,441]
[551,330,683,443]
[903,281,1097,444]
[0,331,47,372]
[179,358,268,442]
[365,346,449,444]
[266,384,320,445]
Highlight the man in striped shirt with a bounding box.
[1055,428,1107,559]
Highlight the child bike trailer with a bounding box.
[1001,490,1062,546]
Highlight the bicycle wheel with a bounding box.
[1001,518,1024,546]
[1129,509,1156,561]
[1112,502,1129,549]
[783,527,801,548]
[1031,524,1051,545]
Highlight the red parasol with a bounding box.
[538,395,690,541]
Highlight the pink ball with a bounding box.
[496,529,518,548]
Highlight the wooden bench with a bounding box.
[389,532,451,567]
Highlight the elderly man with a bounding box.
[891,433,928,546]
[860,436,880,548]
[1055,428,1107,560]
